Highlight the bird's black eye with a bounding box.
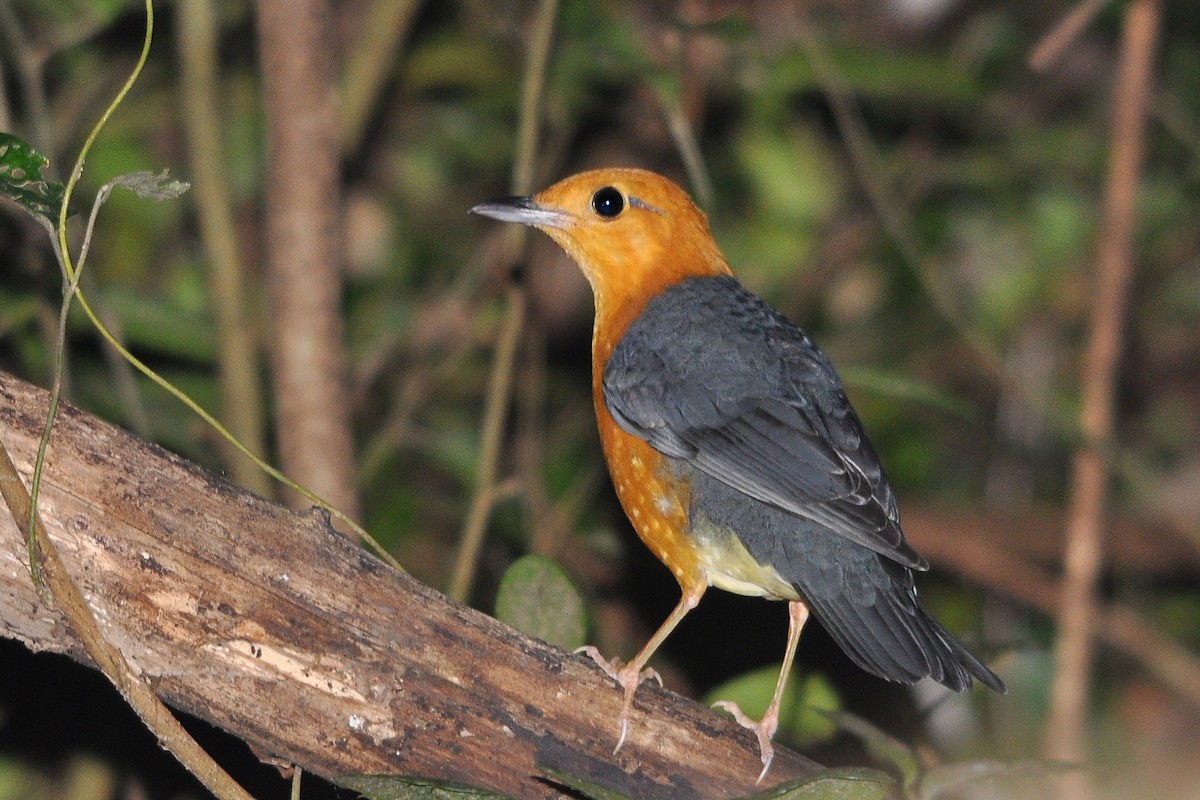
[591,186,625,219]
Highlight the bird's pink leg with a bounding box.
[714,600,809,783]
[579,581,706,752]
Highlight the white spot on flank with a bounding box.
[655,495,674,515]
[349,714,365,731]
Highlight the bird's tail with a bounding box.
[792,546,1006,694]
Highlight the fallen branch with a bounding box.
[0,370,817,799]
[0,440,254,800]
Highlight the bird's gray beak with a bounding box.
[470,196,571,229]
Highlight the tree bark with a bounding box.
[0,371,818,799]
[255,0,360,521]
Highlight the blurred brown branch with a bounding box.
[339,0,422,155]
[1043,2,1162,798]
[1029,0,1111,71]
[903,505,1200,713]
[177,0,272,498]
[256,0,360,521]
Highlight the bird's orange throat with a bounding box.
[541,204,733,351]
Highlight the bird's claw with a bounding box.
[575,645,620,679]
[713,700,777,784]
[576,646,662,753]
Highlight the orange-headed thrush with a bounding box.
[472,168,1005,779]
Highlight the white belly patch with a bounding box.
[690,520,800,601]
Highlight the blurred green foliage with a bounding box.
[1,1,1199,798]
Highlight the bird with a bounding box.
[471,168,1005,780]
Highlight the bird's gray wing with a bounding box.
[603,275,925,569]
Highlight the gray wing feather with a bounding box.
[603,275,925,570]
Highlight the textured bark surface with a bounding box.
[0,371,817,799]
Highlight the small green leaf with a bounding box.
[0,133,66,223]
[336,774,516,799]
[495,555,587,650]
[743,767,898,800]
[108,169,190,201]
[829,712,921,791]
[705,668,841,748]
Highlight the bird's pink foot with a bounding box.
[577,646,661,752]
[713,699,779,783]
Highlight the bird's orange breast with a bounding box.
[592,333,704,589]
[594,401,704,587]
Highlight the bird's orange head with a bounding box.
[471,168,732,337]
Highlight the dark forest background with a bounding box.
[1,1,1198,798]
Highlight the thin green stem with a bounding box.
[28,0,155,588]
